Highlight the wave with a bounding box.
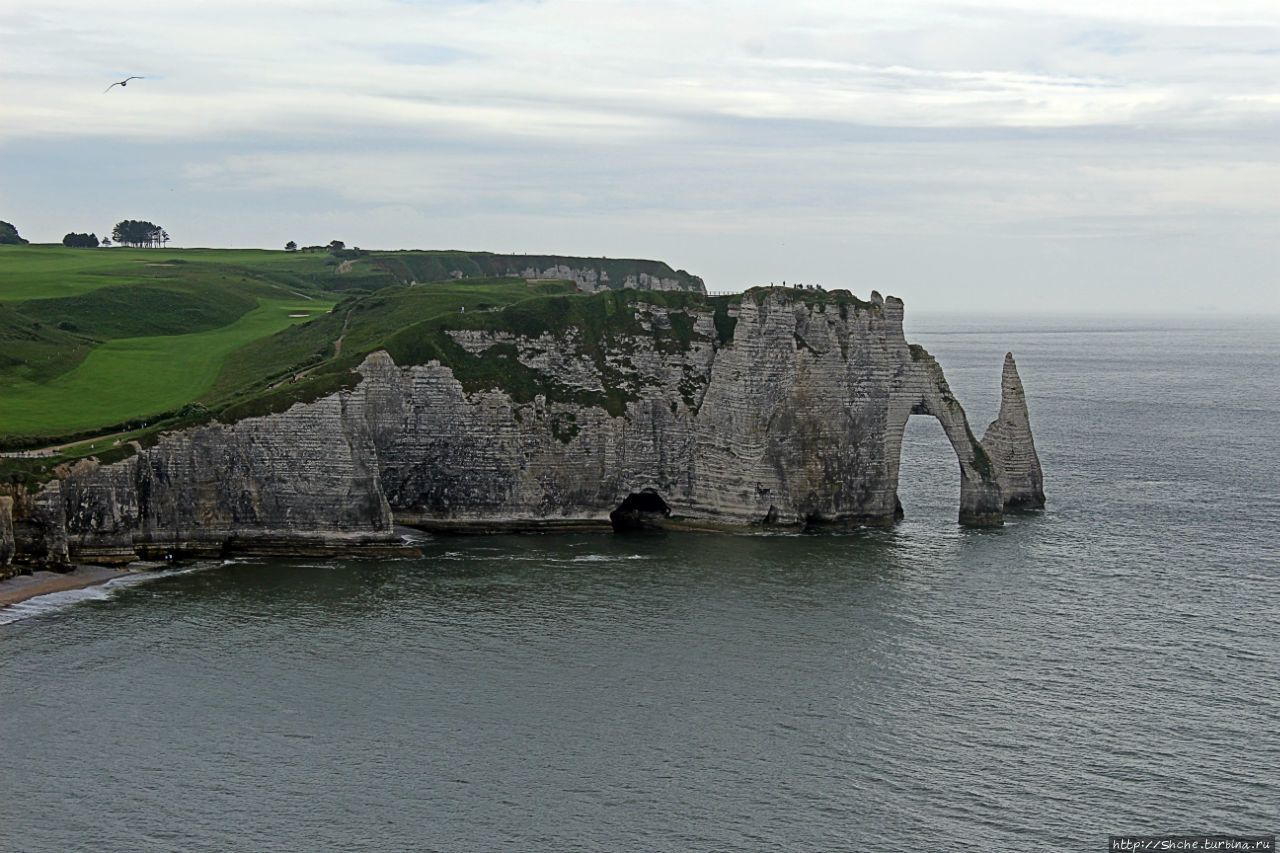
[0,561,227,626]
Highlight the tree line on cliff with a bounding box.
[61,221,168,248]
[0,219,173,248]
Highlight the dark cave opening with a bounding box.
[609,491,671,532]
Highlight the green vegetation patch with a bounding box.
[0,221,28,245]
[970,440,995,478]
[0,297,327,441]
[0,245,365,304]
[0,245,138,302]
[0,304,95,386]
[205,278,571,409]
[17,284,256,339]
[452,287,709,345]
[381,287,716,417]
[216,370,363,423]
[549,412,581,444]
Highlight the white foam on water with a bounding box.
[0,561,226,625]
[0,575,143,625]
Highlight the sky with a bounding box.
[2,0,1278,313]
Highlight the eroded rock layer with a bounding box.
[0,496,15,572]
[9,290,1042,565]
[982,353,1046,509]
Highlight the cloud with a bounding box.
[6,0,1279,143]
[2,0,1278,311]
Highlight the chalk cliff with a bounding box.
[5,289,1042,566]
[516,264,696,293]
[0,496,14,569]
[10,394,398,566]
[981,353,1046,509]
[380,252,706,294]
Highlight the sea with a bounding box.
[1,313,1276,853]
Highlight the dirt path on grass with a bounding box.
[332,308,353,358]
[0,430,136,459]
[265,307,355,391]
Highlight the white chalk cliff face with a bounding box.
[0,496,14,566]
[3,290,1043,567]
[516,265,694,293]
[982,353,1046,509]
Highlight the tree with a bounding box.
[111,219,165,247]
[0,220,29,245]
[327,239,345,252]
[62,232,100,248]
[285,240,297,252]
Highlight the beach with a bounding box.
[0,565,131,608]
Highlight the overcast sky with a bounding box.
[2,0,1277,312]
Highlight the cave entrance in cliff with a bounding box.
[898,414,960,524]
[610,490,671,532]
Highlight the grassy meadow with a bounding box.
[0,245,336,303]
[0,296,327,435]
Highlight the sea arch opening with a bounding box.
[895,412,962,525]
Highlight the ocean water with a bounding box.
[1,314,1277,852]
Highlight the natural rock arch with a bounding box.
[883,351,1003,526]
[884,350,1043,526]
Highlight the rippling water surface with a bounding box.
[2,314,1277,852]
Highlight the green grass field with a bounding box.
[0,245,352,444]
[0,245,332,302]
[0,297,329,436]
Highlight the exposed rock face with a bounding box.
[15,395,398,566]
[982,353,1046,509]
[517,265,698,294]
[10,290,1041,565]
[0,496,15,571]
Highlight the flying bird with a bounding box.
[104,76,144,93]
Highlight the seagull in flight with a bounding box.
[104,76,144,93]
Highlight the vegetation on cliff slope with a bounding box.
[378,287,718,417]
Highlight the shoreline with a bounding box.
[0,565,132,608]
